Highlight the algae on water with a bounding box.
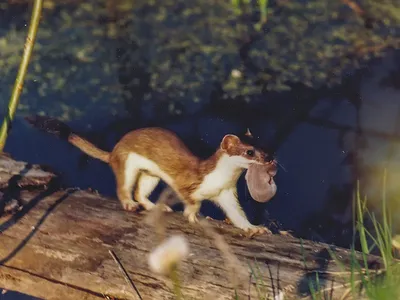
[0,0,399,121]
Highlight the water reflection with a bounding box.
[0,1,399,250]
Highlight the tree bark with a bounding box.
[0,155,379,300]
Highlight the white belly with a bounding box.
[125,153,174,186]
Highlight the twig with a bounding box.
[247,272,252,300]
[341,0,365,17]
[0,0,43,151]
[144,186,179,243]
[199,219,248,291]
[108,249,143,300]
[341,0,378,29]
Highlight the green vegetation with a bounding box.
[232,0,269,25]
[1,0,399,298]
[0,0,43,151]
[146,172,400,299]
[305,172,400,300]
[0,0,398,121]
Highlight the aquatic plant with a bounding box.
[0,0,43,151]
[302,172,400,299]
[0,0,398,121]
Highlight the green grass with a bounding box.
[305,170,400,300]
[166,170,400,299]
[0,0,43,151]
[231,0,269,26]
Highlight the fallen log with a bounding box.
[0,154,55,190]
[0,156,380,300]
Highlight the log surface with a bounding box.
[0,154,55,189]
[0,156,379,300]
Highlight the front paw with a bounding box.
[223,218,233,225]
[185,212,199,224]
[244,226,271,237]
[160,204,173,212]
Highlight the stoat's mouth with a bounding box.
[268,175,276,186]
[268,176,274,185]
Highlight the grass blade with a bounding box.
[0,0,43,151]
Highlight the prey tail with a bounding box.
[25,115,110,163]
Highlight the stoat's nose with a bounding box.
[264,154,275,163]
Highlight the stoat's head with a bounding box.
[219,129,277,173]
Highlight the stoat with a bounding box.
[26,116,277,235]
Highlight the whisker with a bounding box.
[276,161,287,173]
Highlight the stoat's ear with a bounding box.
[245,128,253,137]
[220,134,240,152]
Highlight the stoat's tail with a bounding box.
[25,115,110,163]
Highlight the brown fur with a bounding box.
[27,114,277,235]
[69,134,110,163]
[110,128,222,204]
[68,127,269,206]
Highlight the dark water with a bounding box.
[2,50,399,247]
[0,3,400,299]
[0,289,39,300]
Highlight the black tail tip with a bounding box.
[25,115,72,139]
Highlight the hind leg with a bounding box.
[111,156,140,211]
[134,173,171,212]
[183,202,201,223]
[115,168,140,211]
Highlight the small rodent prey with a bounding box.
[245,164,277,203]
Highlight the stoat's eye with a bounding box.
[246,149,255,156]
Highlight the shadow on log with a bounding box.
[0,155,381,300]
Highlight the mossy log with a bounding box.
[0,155,380,300]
